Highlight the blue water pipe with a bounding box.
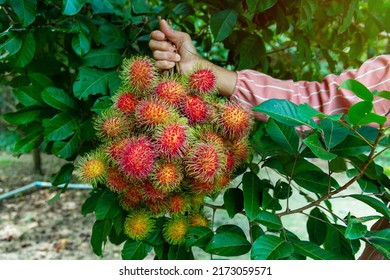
[0,181,92,200]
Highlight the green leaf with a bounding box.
[0,33,22,57]
[168,244,194,260]
[349,195,390,219]
[81,190,103,216]
[375,90,390,100]
[210,9,238,42]
[72,33,90,56]
[63,0,85,15]
[216,224,247,238]
[9,0,37,27]
[348,101,386,126]
[13,127,42,154]
[206,232,251,257]
[91,96,113,114]
[51,163,74,186]
[320,118,349,149]
[237,34,266,70]
[303,133,337,160]
[91,219,112,257]
[2,108,41,125]
[121,239,152,260]
[13,32,35,68]
[357,177,380,193]
[52,131,80,159]
[41,87,78,112]
[292,241,338,260]
[293,171,338,193]
[247,0,277,13]
[307,208,327,245]
[266,119,299,155]
[242,172,263,221]
[331,135,371,156]
[329,157,347,173]
[186,226,214,249]
[255,211,282,230]
[251,235,294,260]
[273,181,292,199]
[95,190,121,220]
[82,47,121,68]
[28,72,54,90]
[338,79,373,102]
[43,112,79,141]
[324,224,355,259]
[223,188,244,218]
[253,99,316,128]
[345,214,368,240]
[99,24,127,48]
[73,67,116,100]
[339,0,357,34]
[250,225,265,241]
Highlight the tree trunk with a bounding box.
[33,148,43,175]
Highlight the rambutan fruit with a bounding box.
[154,121,192,159]
[146,198,168,216]
[119,136,157,181]
[163,216,189,245]
[114,91,139,116]
[76,151,107,186]
[120,186,143,211]
[190,194,206,210]
[152,161,184,192]
[94,110,128,140]
[217,101,253,140]
[107,138,130,162]
[154,79,187,107]
[121,56,157,94]
[134,98,177,129]
[189,212,209,228]
[231,138,252,165]
[167,193,189,215]
[140,180,168,202]
[188,68,217,95]
[185,143,226,184]
[189,179,216,195]
[124,211,155,241]
[225,150,236,172]
[195,125,225,148]
[181,95,209,124]
[106,167,129,193]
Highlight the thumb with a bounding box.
[159,19,186,45]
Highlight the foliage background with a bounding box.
[0,0,389,260]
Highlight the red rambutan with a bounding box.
[188,68,217,95]
[167,193,189,215]
[108,138,130,162]
[217,102,253,140]
[181,95,209,124]
[106,167,129,193]
[152,161,183,192]
[154,122,191,159]
[135,98,176,129]
[115,92,139,116]
[189,179,216,195]
[140,180,168,201]
[231,138,252,164]
[154,80,187,106]
[119,136,157,180]
[120,186,143,211]
[121,56,157,94]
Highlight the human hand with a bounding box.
[149,19,204,75]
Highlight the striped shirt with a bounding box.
[231,54,390,126]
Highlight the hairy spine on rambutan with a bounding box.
[113,91,139,116]
[120,186,143,211]
[121,56,157,94]
[185,143,227,184]
[151,161,184,192]
[180,95,209,124]
[167,193,189,215]
[194,125,225,148]
[107,138,130,163]
[134,98,178,130]
[216,101,253,140]
[187,67,217,95]
[106,167,129,193]
[154,121,192,159]
[124,211,155,241]
[230,138,252,165]
[94,109,128,140]
[189,179,217,195]
[154,79,187,107]
[140,180,168,202]
[189,212,209,228]
[163,216,189,245]
[76,151,107,186]
[119,136,157,180]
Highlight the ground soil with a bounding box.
[0,152,121,260]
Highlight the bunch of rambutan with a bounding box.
[76,56,253,246]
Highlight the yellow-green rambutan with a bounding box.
[163,215,189,245]
[124,210,155,241]
[151,161,184,192]
[94,109,129,141]
[120,186,143,211]
[167,192,189,215]
[189,212,209,228]
[76,151,107,186]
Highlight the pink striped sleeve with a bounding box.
[231,55,390,126]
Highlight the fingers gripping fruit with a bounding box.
[76,56,253,246]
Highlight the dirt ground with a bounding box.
[0,152,121,260]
